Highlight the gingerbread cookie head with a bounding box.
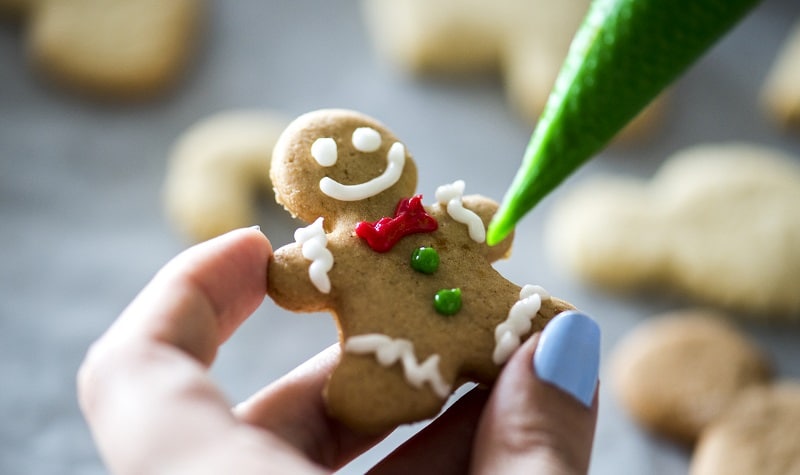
[270,109,418,226]
[267,109,574,433]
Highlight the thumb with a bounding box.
[472,311,601,474]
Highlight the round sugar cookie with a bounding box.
[690,382,800,475]
[609,310,773,445]
[163,110,287,242]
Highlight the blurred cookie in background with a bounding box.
[163,110,287,243]
[26,0,203,100]
[609,310,773,445]
[690,382,800,475]
[761,20,800,130]
[546,143,800,320]
[0,0,30,20]
[361,0,666,140]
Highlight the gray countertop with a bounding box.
[2,1,800,473]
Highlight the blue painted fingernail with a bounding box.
[533,311,601,408]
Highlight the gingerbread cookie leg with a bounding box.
[327,340,456,434]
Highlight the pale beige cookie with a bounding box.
[163,110,287,243]
[267,109,574,433]
[610,310,773,445]
[690,382,800,475]
[27,0,202,99]
[361,0,664,139]
[546,143,800,318]
[761,21,800,129]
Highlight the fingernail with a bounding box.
[249,225,262,231]
[533,311,600,408]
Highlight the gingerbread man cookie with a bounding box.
[267,109,574,433]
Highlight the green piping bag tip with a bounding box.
[487,0,760,244]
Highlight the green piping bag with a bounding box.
[486,0,761,246]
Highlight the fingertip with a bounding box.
[533,311,601,408]
[216,225,273,260]
[180,225,274,332]
[105,226,274,367]
[472,312,600,474]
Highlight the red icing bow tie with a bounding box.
[355,195,438,252]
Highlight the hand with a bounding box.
[78,227,600,474]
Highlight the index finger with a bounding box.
[105,226,271,366]
[77,228,282,473]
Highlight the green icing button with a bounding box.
[410,246,440,274]
[434,288,462,316]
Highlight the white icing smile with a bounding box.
[311,128,404,201]
[319,141,406,201]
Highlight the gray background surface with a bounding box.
[2,1,800,473]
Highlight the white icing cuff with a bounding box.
[293,217,333,294]
[435,180,485,243]
[492,285,547,365]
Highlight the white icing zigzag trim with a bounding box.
[435,180,485,243]
[492,285,551,365]
[293,217,333,294]
[345,334,452,398]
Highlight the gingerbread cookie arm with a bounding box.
[461,194,514,262]
[267,243,331,313]
[537,296,575,325]
[432,180,514,261]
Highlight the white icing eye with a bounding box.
[311,138,337,166]
[352,127,382,152]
